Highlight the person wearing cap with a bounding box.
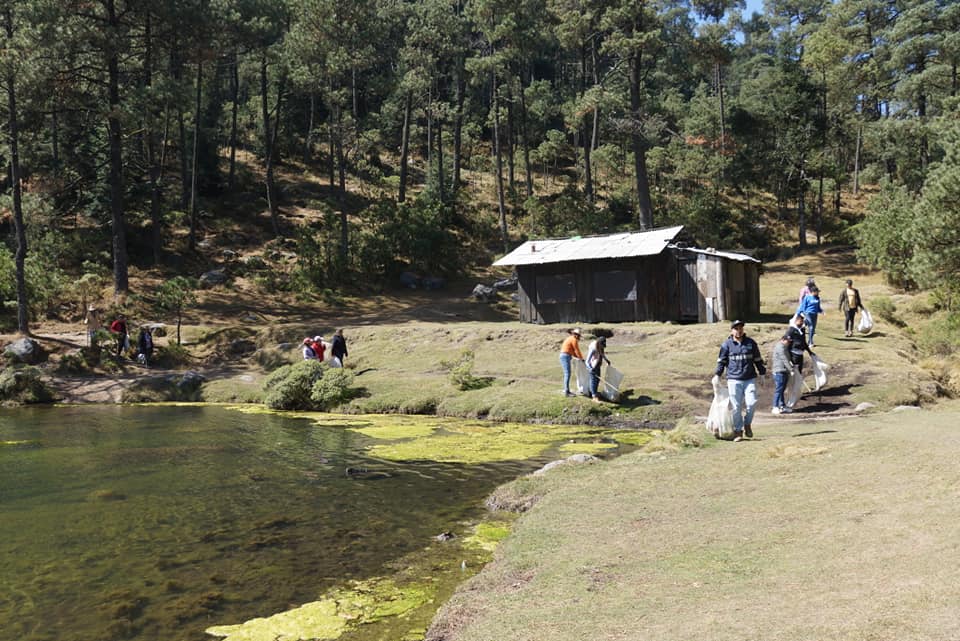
[585,336,611,402]
[715,320,766,441]
[786,313,814,373]
[838,278,864,337]
[559,328,584,397]
[302,338,319,360]
[83,305,101,347]
[796,285,825,347]
[770,333,793,414]
[311,336,326,361]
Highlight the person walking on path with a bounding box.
[559,328,584,397]
[786,314,815,373]
[83,305,101,347]
[770,334,793,415]
[715,320,766,441]
[838,279,864,337]
[798,277,816,306]
[585,336,611,402]
[137,326,154,365]
[797,285,825,346]
[109,314,128,357]
[331,329,348,367]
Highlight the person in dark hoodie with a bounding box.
[786,313,815,373]
[715,320,766,442]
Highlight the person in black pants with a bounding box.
[331,328,349,367]
[838,279,864,337]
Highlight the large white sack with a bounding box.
[858,308,874,334]
[573,358,590,395]
[601,366,623,402]
[810,354,830,391]
[785,365,805,408]
[706,375,735,440]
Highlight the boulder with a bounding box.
[177,371,206,392]
[3,338,43,365]
[492,277,518,292]
[229,339,257,357]
[200,269,229,288]
[471,284,496,302]
[242,255,268,271]
[533,453,598,476]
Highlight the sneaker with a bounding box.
[780,407,792,414]
[564,390,575,397]
[744,425,753,438]
[733,434,743,442]
[771,407,781,415]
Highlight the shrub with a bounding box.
[152,343,192,369]
[916,312,960,357]
[0,366,55,404]
[310,368,355,409]
[263,360,325,410]
[871,296,905,327]
[441,350,482,391]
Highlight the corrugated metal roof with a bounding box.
[670,245,761,263]
[493,225,685,266]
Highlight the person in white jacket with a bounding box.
[585,336,611,402]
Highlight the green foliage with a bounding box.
[0,366,55,405]
[263,360,326,410]
[152,343,193,369]
[440,349,491,391]
[856,183,917,289]
[310,368,356,409]
[155,277,198,344]
[524,188,613,238]
[916,312,960,358]
[870,296,905,327]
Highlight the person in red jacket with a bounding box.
[311,336,326,362]
[109,314,128,357]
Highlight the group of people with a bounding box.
[559,327,611,402]
[714,276,867,441]
[83,307,154,365]
[301,329,349,368]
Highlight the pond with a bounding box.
[0,405,647,641]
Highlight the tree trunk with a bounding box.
[580,46,593,203]
[188,59,202,250]
[144,10,163,265]
[518,70,533,199]
[337,105,347,265]
[437,117,445,203]
[505,83,515,192]
[629,53,654,229]
[399,91,411,203]
[453,57,465,194]
[492,70,508,252]
[106,0,128,294]
[228,48,239,189]
[51,109,59,177]
[853,123,862,196]
[5,8,29,334]
[260,52,280,237]
[797,166,807,249]
[304,92,315,164]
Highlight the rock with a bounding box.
[3,338,43,364]
[242,255,268,271]
[221,249,239,261]
[854,402,876,413]
[400,272,421,289]
[892,404,920,412]
[434,531,456,542]
[492,277,518,291]
[422,275,446,290]
[533,453,598,476]
[200,269,229,288]
[472,284,496,302]
[177,371,206,392]
[229,339,257,357]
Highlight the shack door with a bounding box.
[678,258,699,320]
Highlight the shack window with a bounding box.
[593,270,637,302]
[536,274,576,303]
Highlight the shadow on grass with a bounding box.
[792,429,839,437]
[616,389,661,409]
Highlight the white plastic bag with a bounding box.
[706,375,735,440]
[785,365,805,408]
[573,358,590,395]
[600,366,623,402]
[858,308,874,334]
[810,354,830,391]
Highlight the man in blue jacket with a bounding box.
[715,320,767,441]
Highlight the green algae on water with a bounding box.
[206,578,435,641]
[463,521,512,552]
[558,441,619,454]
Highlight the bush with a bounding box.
[0,366,55,404]
[310,368,355,409]
[263,360,325,410]
[440,349,491,391]
[917,312,960,357]
[871,296,905,327]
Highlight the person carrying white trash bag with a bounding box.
[706,374,735,439]
[713,320,767,442]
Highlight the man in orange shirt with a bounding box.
[559,328,584,397]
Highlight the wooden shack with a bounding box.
[492,226,761,324]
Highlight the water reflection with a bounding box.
[0,406,634,641]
